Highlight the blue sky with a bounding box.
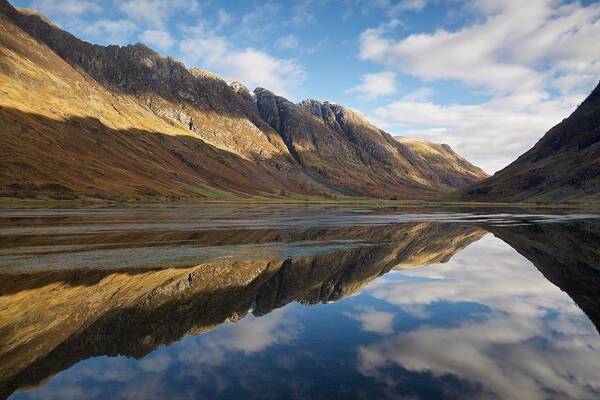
[11,0,600,172]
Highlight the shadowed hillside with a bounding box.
[457,81,600,203]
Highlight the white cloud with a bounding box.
[389,0,430,14]
[178,308,301,367]
[29,0,101,16]
[118,0,202,27]
[180,31,306,98]
[79,19,138,45]
[139,29,174,51]
[345,307,396,334]
[401,87,433,102]
[359,1,600,93]
[276,34,299,50]
[359,0,600,172]
[370,90,582,173]
[346,71,397,100]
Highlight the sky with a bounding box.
[11,0,600,173]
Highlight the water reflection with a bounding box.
[358,234,600,399]
[0,208,599,399]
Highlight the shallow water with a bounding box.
[1,206,599,399]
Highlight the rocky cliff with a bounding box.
[254,91,487,198]
[0,0,486,200]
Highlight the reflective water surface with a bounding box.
[1,206,599,400]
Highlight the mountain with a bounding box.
[299,100,486,191]
[0,0,485,201]
[0,2,314,200]
[456,82,600,203]
[254,92,486,198]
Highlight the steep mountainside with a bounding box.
[0,0,485,200]
[457,82,600,202]
[0,1,318,200]
[300,100,487,191]
[255,91,487,198]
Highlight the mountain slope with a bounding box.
[0,0,486,200]
[0,2,321,200]
[300,100,487,191]
[254,91,487,198]
[457,81,600,203]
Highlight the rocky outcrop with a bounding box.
[457,81,600,202]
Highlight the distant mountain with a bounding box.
[254,91,487,198]
[300,100,487,192]
[0,0,485,200]
[457,81,600,203]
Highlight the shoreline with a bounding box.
[1,196,599,211]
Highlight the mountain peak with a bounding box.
[229,81,254,103]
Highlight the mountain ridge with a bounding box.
[0,0,486,200]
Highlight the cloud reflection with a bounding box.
[178,308,302,367]
[358,235,600,400]
[344,306,395,335]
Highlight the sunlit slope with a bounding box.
[0,0,487,200]
[0,3,320,200]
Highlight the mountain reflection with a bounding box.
[0,222,483,398]
[356,223,600,400]
[1,212,599,400]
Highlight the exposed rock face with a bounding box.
[255,91,487,198]
[457,81,600,202]
[229,80,255,104]
[299,99,487,190]
[0,0,486,200]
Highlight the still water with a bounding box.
[1,206,599,399]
